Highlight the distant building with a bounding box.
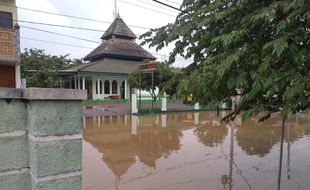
[59,16,156,100]
[0,0,21,88]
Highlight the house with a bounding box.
[59,16,156,99]
[0,0,21,88]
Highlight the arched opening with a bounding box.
[112,80,118,94]
[95,80,98,94]
[104,80,110,94]
[99,80,103,94]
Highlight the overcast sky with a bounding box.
[15,0,191,67]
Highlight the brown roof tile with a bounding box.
[101,17,136,40]
[84,38,156,62]
[62,59,143,74]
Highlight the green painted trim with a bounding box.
[82,99,129,104]
[79,71,128,77]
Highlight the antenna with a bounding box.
[113,0,119,19]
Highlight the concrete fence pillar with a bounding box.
[222,102,227,109]
[232,89,242,111]
[0,90,29,190]
[231,96,241,111]
[131,89,138,114]
[194,103,200,110]
[0,88,86,190]
[21,78,27,89]
[161,92,167,112]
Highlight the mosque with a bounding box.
[59,16,156,99]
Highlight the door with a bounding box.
[0,65,15,88]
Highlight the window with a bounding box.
[95,80,98,94]
[104,80,110,94]
[112,80,118,94]
[0,11,13,28]
[99,80,103,94]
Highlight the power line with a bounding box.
[18,20,106,33]
[15,18,191,61]
[18,20,141,36]
[21,25,101,44]
[134,0,179,13]
[21,25,191,61]
[22,37,94,49]
[152,0,188,14]
[152,52,193,61]
[162,0,181,6]
[0,3,152,30]
[119,0,176,17]
[22,34,191,61]
[2,17,142,36]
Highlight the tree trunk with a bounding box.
[278,116,286,190]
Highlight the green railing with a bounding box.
[137,95,161,113]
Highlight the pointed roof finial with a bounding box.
[113,0,119,19]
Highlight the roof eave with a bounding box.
[101,34,137,40]
[84,53,156,62]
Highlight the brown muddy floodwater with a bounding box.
[82,111,310,190]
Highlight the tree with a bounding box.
[128,62,178,107]
[21,48,82,88]
[141,0,310,122]
[141,1,309,187]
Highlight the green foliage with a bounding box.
[128,62,178,101]
[140,0,310,121]
[21,49,82,88]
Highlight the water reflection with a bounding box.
[83,112,310,190]
[236,114,310,157]
[194,113,228,147]
[83,114,184,177]
[236,119,281,157]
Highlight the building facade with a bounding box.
[59,17,156,100]
[0,0,21,88]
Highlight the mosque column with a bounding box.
[77,75,81,89]
[109,80,112,96]
[74,75,77,89]
[125,79,128,99]
[97,79,101,99]
[82,77,85,90]
[69,76,72,89]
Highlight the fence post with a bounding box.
[161,92,167,112]
[194,103,200,110]
[0,88,86,190]
[131,89,138,114]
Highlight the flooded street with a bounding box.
[82,112,310,190]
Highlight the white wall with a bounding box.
[91,76,127,100]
